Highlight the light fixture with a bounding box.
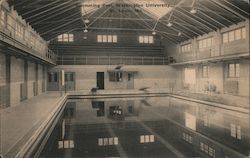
[84,19,90,23]
[83,36,87,40]
[167,22,172,27]
[84,29,88,33]
[152,31,156,35]
[190,0,197,14]
[190,8,197,14]
[178,32,182,36]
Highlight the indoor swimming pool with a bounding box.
[37,96,250,158]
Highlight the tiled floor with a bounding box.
[0,92,66,157]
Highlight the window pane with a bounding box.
[144,36,149,43]
[113,35,117,43]
[114,137,118,145]
[64,141,69,148]
[237,125,241,139]
[223,33,228,43]
[69,140,74,148]
[69,34,74,42]
[229,31,235,42]
[98,138,103,146]
[109,138,113,145]
[108,35,112,43]
[103,35,107,42]
[103,138,108,145]
[145,135,150,142]
[207,38,211,47]
[231,124,236,137]
[235,29,241,40]
[148,36,154,43]
[242,27,246,39]
[140,135,144,143]
[202,39,206,48]
[150,135,155,142]
[235,63,240,77]
[97,35,102,42]
[199,41,202,48]
[139,36,144,43]
[58,141,63,149]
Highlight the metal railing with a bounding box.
[57,56,172,65]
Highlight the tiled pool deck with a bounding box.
[0,89,249,157]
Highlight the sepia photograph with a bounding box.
[0,0,249,157]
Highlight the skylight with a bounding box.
[81,0,114,16]
[127,0,173,19]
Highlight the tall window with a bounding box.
[97,35,117,43]
[0,9,6,27]
[58,33,74,42]
[16,22,24,39]
[58,140,74,149]
[228,63,240,78]
[200,142,216,158]
[182,132,192,144]
[223,27,246,43]
[98,137,119,146]
[140,135,155,143]
[198,37,213,49]
[230,124,241,140]
[109,71,123,82]
[184,68,196,84]
[202,65,209,78]
[181,43,192,53]
[139,36,154,44]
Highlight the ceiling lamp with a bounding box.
[190,8,197,14]
[152,31,156,35]
[167,22,172,27]
[84,19,90,23]
[178,32,182,36]
[84,29,88,33]
[83,36,87,40]
[190,0,197,14]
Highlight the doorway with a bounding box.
[96,72,104,89]
[127,73,134,89]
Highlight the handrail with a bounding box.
[57,55,171,65]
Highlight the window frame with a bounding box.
[228,63,240,78]
[139,35,154,44]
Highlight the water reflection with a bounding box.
[39,96,250,158]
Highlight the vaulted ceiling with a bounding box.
[7,0,250,43]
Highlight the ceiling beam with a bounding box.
[22,0,62,17]
[31,3,79,25]
[25,0,76,20]
[198,3,236,25]
[175,8,215,32]
[209,0,246,20]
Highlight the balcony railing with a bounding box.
[57,56,172,65]
[0,4,57,64]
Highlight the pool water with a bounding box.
[38,96,250,158]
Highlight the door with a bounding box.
[65,72,76,91]
[96,72,104,89]
[127,73,134,89]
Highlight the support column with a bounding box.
[5,54,11,107]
